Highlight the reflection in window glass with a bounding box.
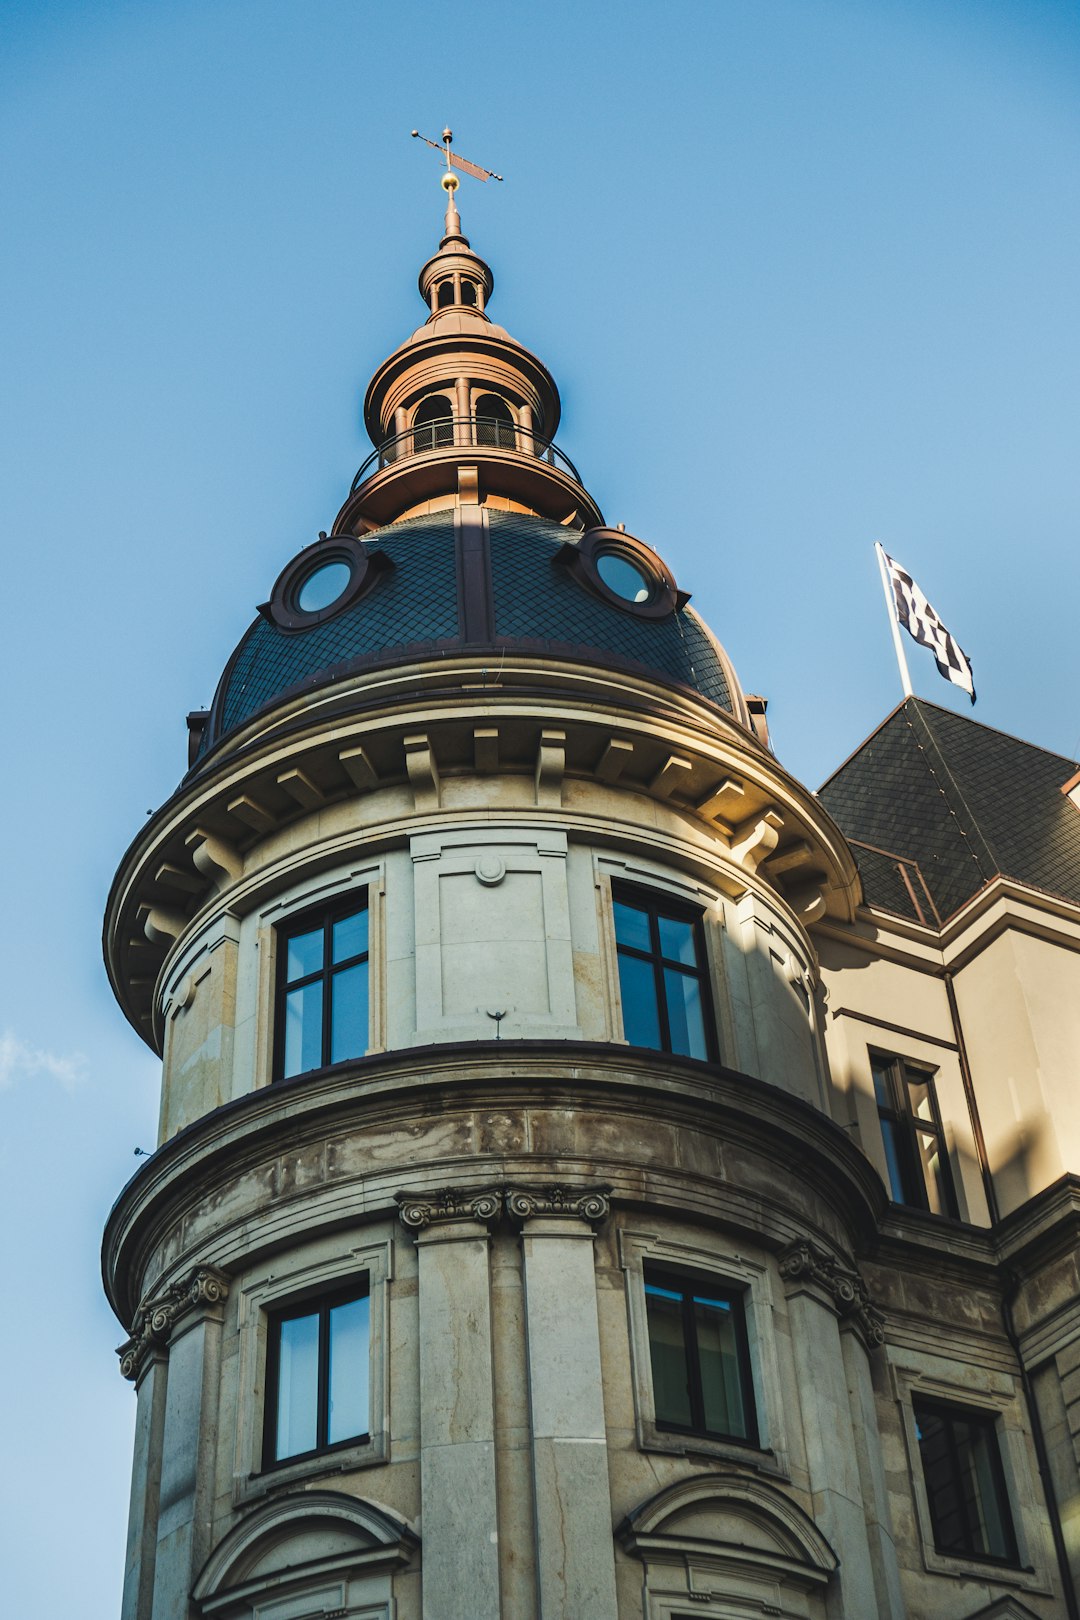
[296,560,352,614]
[328,1295,370,1445]
[613,886,715,1061]
[287,927,324,983]
[275,1311,319,1460]
[284,982,323,1079]
[597,551,650,603]
[332,909,369,964]
[330,963,369,1066]
[645,1283,692,1427]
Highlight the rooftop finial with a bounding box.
[411,127,504,244]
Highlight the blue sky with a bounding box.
[2,2,1079,1612]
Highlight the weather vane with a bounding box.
[411,127,504,191]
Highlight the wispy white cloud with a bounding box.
[0,1031,87,1093]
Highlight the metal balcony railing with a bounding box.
[351,415,582,493]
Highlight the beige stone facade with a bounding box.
[104,191,1080,1618]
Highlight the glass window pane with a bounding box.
[645,1284,692,1427]
[617,950,662,1049]
[286,926,324,983]
[870,1057,893,1109]
[275,1312,319,1460]
[695,1293,749,1439]
[915,1126,951,1217]
[657,914,698,966]
[879,1116,911,1204]
[330,962,369,1064]
[297,560,352,613]
[664,968,708,1060]
[613,899,651,953]
[962,1420,1013,1559]
[597,552,650,603]
[332,907,369,964]
[906,1071,934,1122]
[328,1295,370,1445]
[284,981,324,1078]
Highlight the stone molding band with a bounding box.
[396,1184,612,1233]
[778,1238,885,1348]
[118,1264,230,1382]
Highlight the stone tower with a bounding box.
[104,185,1080,1619]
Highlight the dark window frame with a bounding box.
[262,1279,371,1470]
[274,892,370,1083]
[912,1396,1020,1566]
[644,1266,759,1447]
[612,882,718,1062]
[870,1050,958,1217]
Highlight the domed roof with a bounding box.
[194,511,744,769]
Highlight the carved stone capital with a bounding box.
[778,1239,885,1348]
[505,1184,611,1227]
[118,1264,230,1382]
[395,1187,503,1232]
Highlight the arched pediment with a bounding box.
[193,1490,418,1613]
[617,1471,838,1593]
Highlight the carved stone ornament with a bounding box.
[395,1187,503,1231]
[505,1184,611,1226]
[117,1265,230,1381]
[778,1239,885,1348]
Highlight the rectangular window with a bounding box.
[612,885,715,1060]
[264,1284,371,1466]
[276,895,369,1080]
[644,1269,757,1445]
[913,1398,1018,1564]
[871,1051,957,1217]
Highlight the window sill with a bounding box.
[233,1432,388,1507]
[638,1421,787,1479]
[920,1540,1045,1592]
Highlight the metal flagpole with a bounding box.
[875,541,913,699]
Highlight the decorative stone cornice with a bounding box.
[778,1239,885,1348]
[117,1264,230,1381]
[395,1186,503,1231]
[505,1184,611,1226]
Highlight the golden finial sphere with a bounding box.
[441,172,459,193]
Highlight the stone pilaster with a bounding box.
[117,1266,229,1620]
[508,1185,619,1620]
[398,1189,502,1620]
[778,1239,887,1619]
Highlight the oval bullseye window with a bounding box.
[597,552,651,604]
[266,533,391,632]
[296,560,353,613]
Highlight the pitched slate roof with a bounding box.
[819,699,1080,924]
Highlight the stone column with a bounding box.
[454,376,471,445]
[779,1240,893,1619]
[118,1266,229,1620]
[840,1325,905,1618]
[508,1186,619,1620]
[117,1345,168,1620]
[398,1189,503,1620]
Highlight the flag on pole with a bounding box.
[881,550,976,703]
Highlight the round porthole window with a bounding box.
[596,551,651,604]
[556,526,687,620]
[264,532,392,632]
[296,559,353,613]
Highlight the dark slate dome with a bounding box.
[195,511,742,767]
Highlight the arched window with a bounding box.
[436,279,455,308]
[460,280,477,307]
[475,393,517,450]
[413,394,454,451]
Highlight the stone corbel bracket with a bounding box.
[504,1185,612,1226]
[778,1238,885,1349]
[117,1264,230,1382]
[395,1186,503,1231]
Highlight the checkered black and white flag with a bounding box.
[882,550,976,703]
